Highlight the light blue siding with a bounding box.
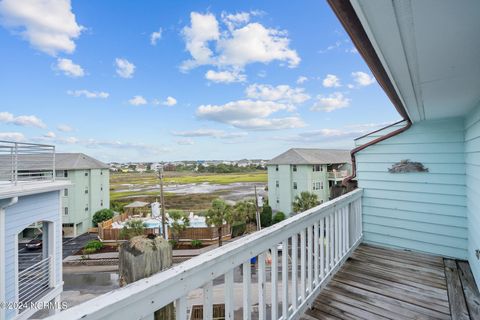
[3,191,62,320]
[465,105,480,288]
[356,118,468,259]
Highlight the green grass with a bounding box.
[163,172,267,184]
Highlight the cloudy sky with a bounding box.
[0,0,399,162]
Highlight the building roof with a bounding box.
[124,201,150,208]
[268,148,351,165]
[55,153,109,170]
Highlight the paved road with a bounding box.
[18,233,99,271]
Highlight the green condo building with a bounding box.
[54,153,110,236]
[267,148,351,215]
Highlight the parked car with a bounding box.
[26,234,42,250]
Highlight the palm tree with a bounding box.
[292,192,320,214]
[232,199,256,223]
[206,199,232,246]
[169,210,190,244]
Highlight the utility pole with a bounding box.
[254,185,261,231]
[159,165,166,239]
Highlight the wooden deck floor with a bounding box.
[302,244,480,320]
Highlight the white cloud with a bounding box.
[181,12,300,72]
[0,0,83,56]
[318,40,342,54]
[172,128,247,139]
[352,71,375,86]
[150,28,162,45]
[57,124,73,132]
[196,99,305,130]
[176,138,194,145]
[205,70,246,83]
[0,112,46,128]
[0,132,25,141]
[153,96,177,106]
[245,84,310,104]
[67,89,109,99]
[311,92,350,112]
[128,95,147,106]
[115,58,135,78]
[322,74,341,88]
[56,58,84,77]
[44,131,56,138]
[345,47,358,54]
[296,76,308,84]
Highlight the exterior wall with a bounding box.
[465,105,480,288]
[356,118,468,259]
[2,191,62,320]
[60,168,109,236]
[268,164,329,215]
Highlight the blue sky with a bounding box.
[0,0,399,162]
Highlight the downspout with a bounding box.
[0,197,19,320]
[342,120,412,190]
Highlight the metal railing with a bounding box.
[327,170,349,180]
[46,189,363,320]
[0,140,55,186]
[18,256,52,311]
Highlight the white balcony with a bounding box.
[46,189,363,320]
[327,170,349,181]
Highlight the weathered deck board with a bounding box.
[301,244,480,320]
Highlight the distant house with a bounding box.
[0,141,69,320]
[237,159,251,167]
[54,153,110,237]
[267,148,351,215]
[136,164,147,173]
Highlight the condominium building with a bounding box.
[267,148,351,215]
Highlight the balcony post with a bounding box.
[13,142,18,185]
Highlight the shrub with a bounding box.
[169,240,178,248]
[191,240,203,248]
[120,220,145,239]
[260,205,272,228]
[82,248,96,255]
[273,212,286,224]
[231,221,246,237]
[92,208,114,226]
[85,240,104,251]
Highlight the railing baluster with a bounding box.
[271,246,278,319]
[175,296,187,320]
[282,239,289,318]
[258,252,267,319]
[329,213,334,269]
[300,229,306,302]
[225,269,234,320]
[314,221,319,284]
[320,218,325,279]
[346,203,350,247]
[339,208,344,256]
[307,226,313,294]
[203,281,213,320]
[343,207,348,254]
[335,209,339,263]
[291,234,298,310]
[325,215,330,273]
[243,261,251,320]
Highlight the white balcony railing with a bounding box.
[327,170,349,180]
[47,189,363,320]
[18,256,52,312]
[0,140,56,186]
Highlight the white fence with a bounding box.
[0,141,55,186]
[18,256,52,311]
[47,189,363,320]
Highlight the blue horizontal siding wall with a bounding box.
[356,118,468,259]
[465,105,480,288]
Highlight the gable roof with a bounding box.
[268,148,351,165]
[55,153,109,170]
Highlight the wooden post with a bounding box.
[158,166,166,239]
[254,185,261,231]
[119,235,174,319]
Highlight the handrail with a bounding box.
[47,189,363,320]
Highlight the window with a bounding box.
[100,185,103,191]
[276,180,279,188]
[293,182,297,190]
[312,182,322,190]
[275,165,279,171]
[85,206,89,212]
[313,164,322,172]
[64,170,68,178]
[101,200,104,206]
[276,199,280,204]
[64,207,68,215]
[292,165,297,172]
[100,171,103,175]
[85,172,89,177]
[64,189,68,196]
[85,187,88,194]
